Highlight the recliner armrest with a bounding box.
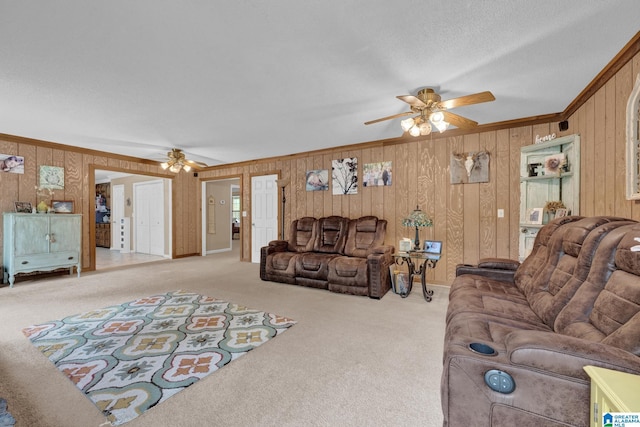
[506,330,640,379]
[370,245,394,256]
[266,240,288,253]
[477,257,520,270]
[455,264,517,282]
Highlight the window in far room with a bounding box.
[232,195,241,223]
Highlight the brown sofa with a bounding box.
[260,215,394,298]
[442,216,640,426]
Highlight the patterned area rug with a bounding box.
[22,291,296,425]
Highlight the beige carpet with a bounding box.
[0,249,448,427]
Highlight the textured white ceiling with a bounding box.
[1,1,639,166]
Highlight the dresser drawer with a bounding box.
[14,251,80,272]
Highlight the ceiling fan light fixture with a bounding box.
[418,122,432,135]
[160,162,170,170]
[430,111,444,123]
[169,163,182,173]
[401,117,415,132]
[409,125,421,137]
[182,164,192,173]
[435,120,449,133]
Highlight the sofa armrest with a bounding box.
[266,240,288,253]
[260,240,290,281]
[370,245,394,256]
[506,330,640,379]
[455,263,517,283]
[477,257,520,270]
[367,248,394,299]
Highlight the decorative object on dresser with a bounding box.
[13,201,32,213]
[3,213,82,287]
[51,200,74,214]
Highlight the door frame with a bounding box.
[200,175,243,259]
[250,173,279,263]
[90,165,173,272]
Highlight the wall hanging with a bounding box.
[450,151,490,184]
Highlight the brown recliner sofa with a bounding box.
[260,215,394,298]
[442,216,640,426]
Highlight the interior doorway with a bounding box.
[201,177,241,259]
[251,174,278,263]
[94,169,171,270]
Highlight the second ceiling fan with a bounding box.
[365,88,495,137]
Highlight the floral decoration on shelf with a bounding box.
[544,200,565,214]
[34,186,55,213]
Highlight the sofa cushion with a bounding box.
[343,216,386,258]
[553,224,639,349]
[287,217,317,253]
[313,216,349,254]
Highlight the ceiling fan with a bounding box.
[365,88,495,137]
[160,148,208,173]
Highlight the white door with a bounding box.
[134,180,164,256]
[251,174,278,263]
[111,184,125,250]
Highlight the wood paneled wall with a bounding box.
[0,136,199,272]
[2,45,639,285]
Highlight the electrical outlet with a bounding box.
[497,209,504,218]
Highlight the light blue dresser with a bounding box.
[3,213,82,287]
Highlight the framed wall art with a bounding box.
[1,154,25,174]
[363,161,392,186]
[39,165,65,189]
[306,169,329,191]
[332,157,358,195]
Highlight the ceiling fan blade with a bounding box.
[364,111,414,125]
[442,111,478,129]
[396,95,427,109]
[438,91,495,110]
[184,159,208,168]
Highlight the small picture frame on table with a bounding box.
[52,200,74,214]
[527,207,544,225]
[14,201,32,213]
[554,208,568,219]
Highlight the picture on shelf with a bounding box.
[52,200,74,214]
[554,208,568,219]
[527,207,544,225]
[14,201,32,213]
[543,153,566,175]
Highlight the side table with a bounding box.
[392,251,440,302]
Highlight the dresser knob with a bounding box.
[68,256,74,260]
[21,261,28,265]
